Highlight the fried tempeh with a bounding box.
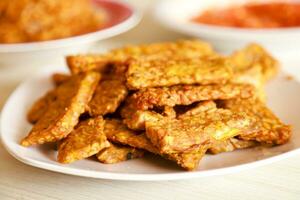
[230,43,279,83]
[52,73,70,86]
[127,83,255,110]
[57,117,109,164]
[220,98,291,145]
[178,101,217,119]
[122,106,176,130]
[21,72,100,146]
[104,119,207,170]
[126,57,232,89]
[208,138,258,154]
[88,79,128,116]
[97,143,144,164]
[27,89,57,124]
[66,40,215,74]
[145,108,254,154]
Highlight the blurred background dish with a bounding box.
[0,0,141,67]
[155,0,300,60]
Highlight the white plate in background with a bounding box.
[0,0,141,67]
[1,65,299,181]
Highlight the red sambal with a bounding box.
[192,2,300,28]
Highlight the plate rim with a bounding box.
[1,67,300,181]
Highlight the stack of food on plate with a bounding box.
[20,40,291,170]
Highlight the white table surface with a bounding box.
[1,1,300,199]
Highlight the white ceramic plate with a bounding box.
[154,0,300,60]
[1,66,299,181]
[0,0,141,67]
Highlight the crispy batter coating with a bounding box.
[127,83,255,110]
[209,138,258,154]
[178,101,217,119]
[230,44,279,82]
[145,108,254,154]
[66,40,214,74]
[97,143,144,164]
[166,145,209,170]
[57,117,109,164]
[27,89,57,124]
[21,72,100,146]
[126,56,232,89]
[104,119,207,170]
[220,98,291,145]
[122,106,176,130]
[88,79,128,116]
[52,73,70,86]
[66,54,111,75]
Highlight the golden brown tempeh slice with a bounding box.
[126,57,232,89]
[208,138,258,154]
[66,54,110,75]
[122,106,176,130]
[145,108,254,154]
[127,83,255,110]
[178,101,217,119]
[88,79,128,116]
[220,98,291,145]
[52,73,70,86]
[230,43,279,82]
[57,117,109,164]
[97,143,144,164]
[166,145,209,170]
[27,89,57,124]
[66,40,215,74]
[104,119,207,170]
[21,72,100,146]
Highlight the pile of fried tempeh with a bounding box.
[21,40,291,170]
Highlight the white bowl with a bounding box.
[0,0,141,68]
[155,0,300,60]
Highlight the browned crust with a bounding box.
[208,138,258,154]
[27,89,57,124]
[66,39,214,74]
[145,108,253,154]
[230,43,279,83]
[52,73,70,86]
[126,57,232,89]
[88,79,128,116]
[97,143,144,164]
[127,83,255,110]
[21,72,100,146]
[104,119,207,170]
[220,98,291,145]
[57,117,109,164]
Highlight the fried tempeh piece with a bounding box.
[66,54,110,75]
[220,98,291,145]
[52,73,70,86]
[66,40,215,74]
[208,138,258,154]
[178,101,217,119]
[127,83,255,110]
[230,43,279,82]
[27,89,57,124]
[145,108,254,154]
[104,119,207,170]
[57,117,109,163]
[21,72,100,146]
[97,143,144,164]
[126,57,232,89]
[88,79,128,116]
[122,106,176,130]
